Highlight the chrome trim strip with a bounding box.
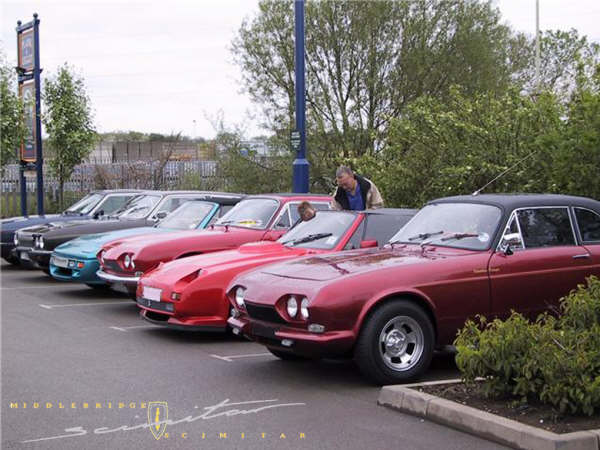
[96,270,139,283]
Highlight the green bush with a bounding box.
[455,276,600,416]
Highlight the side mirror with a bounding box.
[499,232,522,255]
[93,210,104,219]
[154,212,168,221]
[360,239,378,249]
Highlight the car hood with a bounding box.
[143,241,304,285]
[259,245,479,282]
[0,214,83,237]
[103,227,261,262]
[54,227,169,259]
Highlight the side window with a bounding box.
[575,208,600,243]
[363,214,411,244]
[344,220,365,250]
[274,205,291,229]
[516,208,575,248]
[97,195,134,215]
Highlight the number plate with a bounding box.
[252,323,278,339]
[51,256,69,268]
[143,286,162,302]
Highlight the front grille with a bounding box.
[103,260,123,273]
[138,298,173,313]
[18,235,34,248]
[245,301,285,324]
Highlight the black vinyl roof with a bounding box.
[430,193,600,213]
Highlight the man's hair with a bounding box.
[336,165,353,178]
[297,201,314,215]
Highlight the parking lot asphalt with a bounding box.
[1,261,510,449]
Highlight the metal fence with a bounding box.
[0,160,222,217]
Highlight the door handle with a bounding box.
[572,254,591,259]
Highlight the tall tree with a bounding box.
[516,29,600,97]
[232,0,530,190]
[43,64,97,208]
[0,56,26,168]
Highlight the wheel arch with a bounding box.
[354,289,438,344]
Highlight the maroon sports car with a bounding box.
[228,194,600,384]
[136,209,415,331]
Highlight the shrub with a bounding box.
[455,276,600,416]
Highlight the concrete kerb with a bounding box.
[378,379,600,450]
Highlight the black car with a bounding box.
[14,191,243,271]
[2,190,140,266]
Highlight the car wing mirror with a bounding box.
[93,209,104,219]
[360,239,378,249]
[499,232,522,255]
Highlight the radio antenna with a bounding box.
[472,151,537,196]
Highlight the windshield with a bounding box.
[157,201,215,230]
[65,193,103,215]
[117,195,161,219]
[215,198,279,229]
[389,202,502,250]
[279,211,356,249]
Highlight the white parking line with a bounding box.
[39,301,128,309]
[210,353,272,362]
[1,285,68,290]
[109,325,156,332]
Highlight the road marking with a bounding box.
[210,353,272,362]
[109,325,156,332]
[1,285,68,290]
[39,301,128,309]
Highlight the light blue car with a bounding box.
[49,200,235,288]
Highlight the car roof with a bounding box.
[93,189,144,194]
[246,193,331,201]
[429,193,600,212]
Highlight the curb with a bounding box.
[378,380,600,450]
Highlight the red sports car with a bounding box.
[227,194,600,384]
[97,194,331,294]
[136,209,416,331]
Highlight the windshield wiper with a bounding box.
[216,220,236,226]
[282,232,332,246]
[440,232,479,242]
[409,230,444,241]
[398,230,444,243]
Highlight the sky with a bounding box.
[1,0,599,140]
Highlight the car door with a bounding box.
[488,206,592,320]
[573,207,600,277]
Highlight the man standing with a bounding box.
[331,166,384,211]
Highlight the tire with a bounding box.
[266,346,308,361]
[354,300,434,385]
[3,256,20,266]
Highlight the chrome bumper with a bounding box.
[96,270,140,284]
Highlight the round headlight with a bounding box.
[124,254,131,268]
[13,234,18,246]
[300,297,309,319]
[235,287,246,307]
[287,296,298,318]
[130,258,135,269]
[38,237,44,249]
[99,250,105,264]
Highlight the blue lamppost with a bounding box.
[292,0,309,193]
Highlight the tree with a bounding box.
[43,64,97,208]
[516,29,600,97]
[0,56,26,168]
[232,0,531,191]
[359,86,564,208]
